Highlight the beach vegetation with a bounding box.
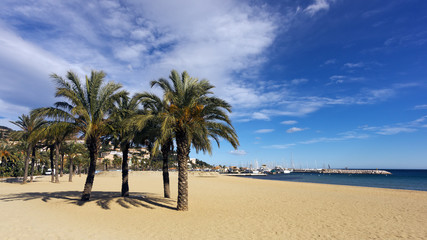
[4,69,239,212]
[32,120,77,183]
[34,70,124,200]
[150,70,239,210]
[0,142,24,177]
[135,92,174,198]
[109,92,143,197]
[9,113,47,183]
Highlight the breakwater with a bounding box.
[293,169,392,175]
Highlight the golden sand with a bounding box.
[1,171,426,239]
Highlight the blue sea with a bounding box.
[243,169,427,191]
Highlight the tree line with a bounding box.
[3,69,239,211]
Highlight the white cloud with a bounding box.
[286,127,305,133]
[291,78,308,85]
[344,62,364,68]
[323,59,336,65]
[328,75,365,85]
[414,104,427,110]
[300,132,369,144]
[361,115,427,135]
[376,127,416,135]
[0,0,283,125]
[255,129,275,133]
[328,75,346,84]
[304,0,332,16]
[281,120,297,125]
[113,44,147,62]
[252,112,271,121]
[232,83,409,122]
[230,150,247,155]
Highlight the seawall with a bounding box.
[293,169,392,175]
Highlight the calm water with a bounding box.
[243,169,427,191]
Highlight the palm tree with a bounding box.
[37,70,123,200]
[33,121,76,183]
[10,113,46,183]
[65,142,87,182]
[0,143,11,177]
[110,93,142,197]
[151,70,239,210]
[137,92,174,198]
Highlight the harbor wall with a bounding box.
[293,169,391,175]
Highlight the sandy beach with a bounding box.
[1,171,426,239]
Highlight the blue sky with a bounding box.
[0,0,426,169]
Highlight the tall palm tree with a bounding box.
[137,92,174,198]
[10,113,46,183]
[110,92,142,197]
[151,70,239,210]
[36,70,123,200]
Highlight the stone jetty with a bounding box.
[294,169,392,175]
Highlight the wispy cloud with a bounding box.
[344,62,364,68]
[304,0,333,16]
[376,127,416,135]
[281,120,297,125]
[328,75,346,84]
[252,112,270,121]
[328,75,365,85]
[230,150,247,155]
[291,78,308,85]
[323,59,336,65]
[264,116,426,150]
[361,115,427,135]
[255,129,275,134]
[263,143,296,149]
[286,127,305,133]
[413,104,427,110]
[235,85,401,121]
[300,131,369,144]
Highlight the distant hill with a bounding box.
[0,126,13,139]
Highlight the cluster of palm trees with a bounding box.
[11,69,239,211]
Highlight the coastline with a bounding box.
[1,171,426,239]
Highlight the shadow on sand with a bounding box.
[0,191,176,210]
[0,177,43,184]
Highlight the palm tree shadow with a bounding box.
[0,191,176,210]
[0,177,43,184]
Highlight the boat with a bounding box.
[270,166,292,174]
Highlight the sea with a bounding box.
[243,169,427,191]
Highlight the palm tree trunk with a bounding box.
[49,145,54,182]
[54,143,60,183]
[161,140,172,198]
[30,147,36,182]
[81,138,99,201]
[176,132,190,211]
[68,158,73,182]
[22,145,31,184]
[121,143,130,197]
[60,152,64,177]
